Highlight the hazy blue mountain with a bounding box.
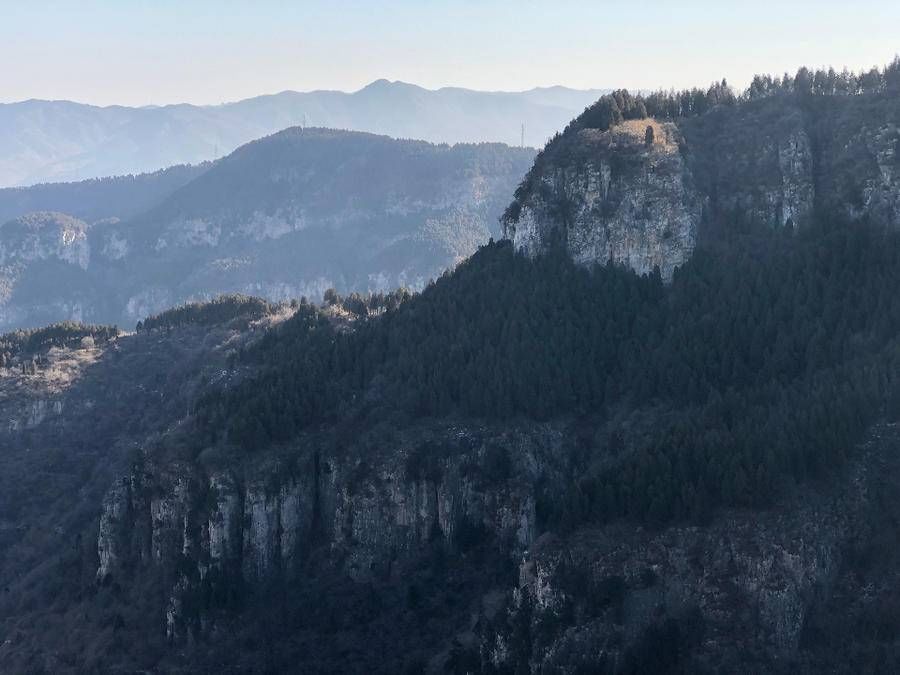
[0,128,535,330]
[0,162,210,224]
[0,81,607,187]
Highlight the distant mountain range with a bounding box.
[7,63,900,675]
[0,81,608,187]
[0,128,535,330]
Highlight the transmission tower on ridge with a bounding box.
[520,122,525,148]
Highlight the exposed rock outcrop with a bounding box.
[0,212,91,270]
[89,415,900,670]
[0,130,535,332]
[504,94,900,280]
[504,120,700,281]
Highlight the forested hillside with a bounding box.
[0,162,209,224]
[8,212,893,673]
[5,63,900,673]
[201,217,900,527]
[502,59,900,282]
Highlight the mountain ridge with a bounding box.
[0,127,535,330]
[4,80,609,109]
[0,80,608,187]
[502,64,900,279]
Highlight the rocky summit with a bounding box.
[502,85,900,280]
[503,119,700,280]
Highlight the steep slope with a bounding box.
[0,81,607,187]
[677,92,900,231]
[0,311,295,672]
[502,118,700,280]
[502,72,900,279]
[0,128,535,330]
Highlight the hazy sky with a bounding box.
[1,0,898,106]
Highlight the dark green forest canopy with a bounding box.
[198,218,900,527]
[137,294,276,332]
[0,321,118,365]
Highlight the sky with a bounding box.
[1,0,898,106]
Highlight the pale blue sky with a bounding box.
[1,0,898,106]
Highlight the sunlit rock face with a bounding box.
[0,212,95,329]
[504,120,700,281]
[504,95,900,281]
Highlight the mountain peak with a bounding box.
[357,78,423,94]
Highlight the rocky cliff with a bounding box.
[489,429,897,672]
[503,91,900,279]
[3,279,900,672]
[503,120,700,281]
[0,212,97,328]
[94,424,547,642]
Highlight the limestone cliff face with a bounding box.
[708,126,815,229]
[857,122,900,225]
[94,426,548,640]
[504,95,900,280]
[0,212,92,328]
[815,104,900,227]
[504,120,700,281]
[681,97,900,233]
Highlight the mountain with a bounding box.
[4,229,900,672]
[502,73,900,280]
[5,63,900,673]
[0,162,210,225]
[0,81,607,187]
[0,128,535,330]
